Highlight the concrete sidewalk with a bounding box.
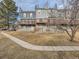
[1,32,79,51]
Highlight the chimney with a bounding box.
[44,0,49,9]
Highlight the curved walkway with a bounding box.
[1,32,79,51]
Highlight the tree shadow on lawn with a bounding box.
[46,39,79,46]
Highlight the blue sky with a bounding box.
[14,0,63,11]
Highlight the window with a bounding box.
[30,13,33,18]
[38,10,41,14]
[23,13,26,18]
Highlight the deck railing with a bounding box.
[18,18,79,25]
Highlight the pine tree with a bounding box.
[0,0,17,29]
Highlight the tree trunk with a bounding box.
[70,33,75,41]
[7,17,9,30]
[70,36,74,41]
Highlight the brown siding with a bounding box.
[18,18,79,25]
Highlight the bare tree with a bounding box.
[57,0,79,41]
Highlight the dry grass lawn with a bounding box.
[1,33,79,59]
[6,31,79,46]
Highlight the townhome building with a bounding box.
[17,6,79,32]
